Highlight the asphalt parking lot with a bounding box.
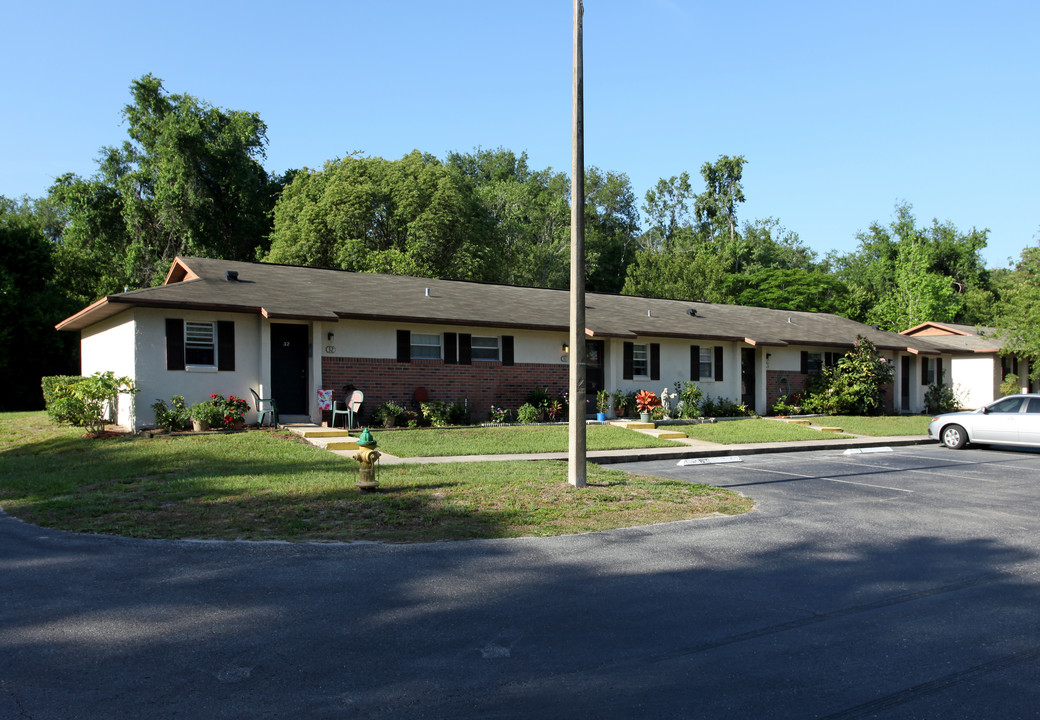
[2,443,1040,719]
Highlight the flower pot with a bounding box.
[639,412,651,423]
[192,419,211,432]
[596,412,606,421]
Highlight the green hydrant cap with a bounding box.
[357,427,376,446]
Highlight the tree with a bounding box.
[723,268,847,313]
[48,74,277,299]
[831,202,994,329]
[694,155,747,250]
[0,197,79,409]
[994,244,1040,380]
[267,151,498,281]
[642,173,694,252]
[446,147,639,291]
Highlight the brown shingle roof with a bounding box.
[55,256,951,354]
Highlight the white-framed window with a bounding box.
[632,343,649,376]
[411,333,441,359]
[185,321,216,366]
[471,336,500,361]
[700,346,715,380]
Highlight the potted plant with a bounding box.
[595,390,610,421]
[635,389,661,423]
[372,401,404,428]
[612,389,629,418]
[190,399,224,431]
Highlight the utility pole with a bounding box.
[569,0,587,488]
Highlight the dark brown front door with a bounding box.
[585,340,605,416]
[741,348,756,410]
[271,324,309,415]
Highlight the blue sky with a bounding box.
[3,0,1037,269]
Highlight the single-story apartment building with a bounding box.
[901,322,1035,408]
[57,256,960,429]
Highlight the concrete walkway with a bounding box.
[282,419,932,466]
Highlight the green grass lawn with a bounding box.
[683,418,853,444]
[0,413,752,542]
[374,424,683,457]
[826,415,931,436]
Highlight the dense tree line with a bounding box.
[3,75,1039,409]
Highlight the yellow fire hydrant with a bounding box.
[353,428,380,491]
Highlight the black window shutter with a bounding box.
[921,358,929,385]
[502,335,514,366]
[800,351,809,374]
[715,346,724,382]
[691,345,701,381]
[444,332,458,364]
[459,333,472,365]
[623,342,634,380]
[166,319,185,371]
[650,343,661,381]
[937,358,944,384]
[397,330,411,363]
[217,321,235,371]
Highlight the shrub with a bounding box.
[45,371,137,434]
[823,337,894,415]
[372,401,405,428]
[770,393,805,416]
[673,380,704,418]
[1000,373,1020,398]
[448,399,472,426]
[190,400,225,427]
[41,375,86,425]
[516,403,540,424]
[422,399,472,426]
[701,395,753,418]
[924,383,959,414]
[488,405,510,423]
[152,395,192,431]
[210,394,249,426]
[527,387,551,410]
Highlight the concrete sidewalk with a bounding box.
[369,434,932,465]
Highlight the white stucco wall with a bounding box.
[607,338,751,411]
[127,307,264,426]
[81,311,138,428]
[951,356,997,409]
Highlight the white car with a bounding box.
[929,393,1040,449]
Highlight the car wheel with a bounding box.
[941,424,967,449]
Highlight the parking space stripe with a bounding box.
[751,466,914,493]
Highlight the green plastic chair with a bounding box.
[331,390,364,431]
[250,388,279,429]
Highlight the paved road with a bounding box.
[3,444,1040,719]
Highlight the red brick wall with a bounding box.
[322,357,568,422]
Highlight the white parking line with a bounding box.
[845,458,1000,483]
[751,466,914,493]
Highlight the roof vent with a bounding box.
[225,270,239,282]
[787,317,793,323]
[647,309,652,317]
[687,308,697,317]
[425,287,431,297]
